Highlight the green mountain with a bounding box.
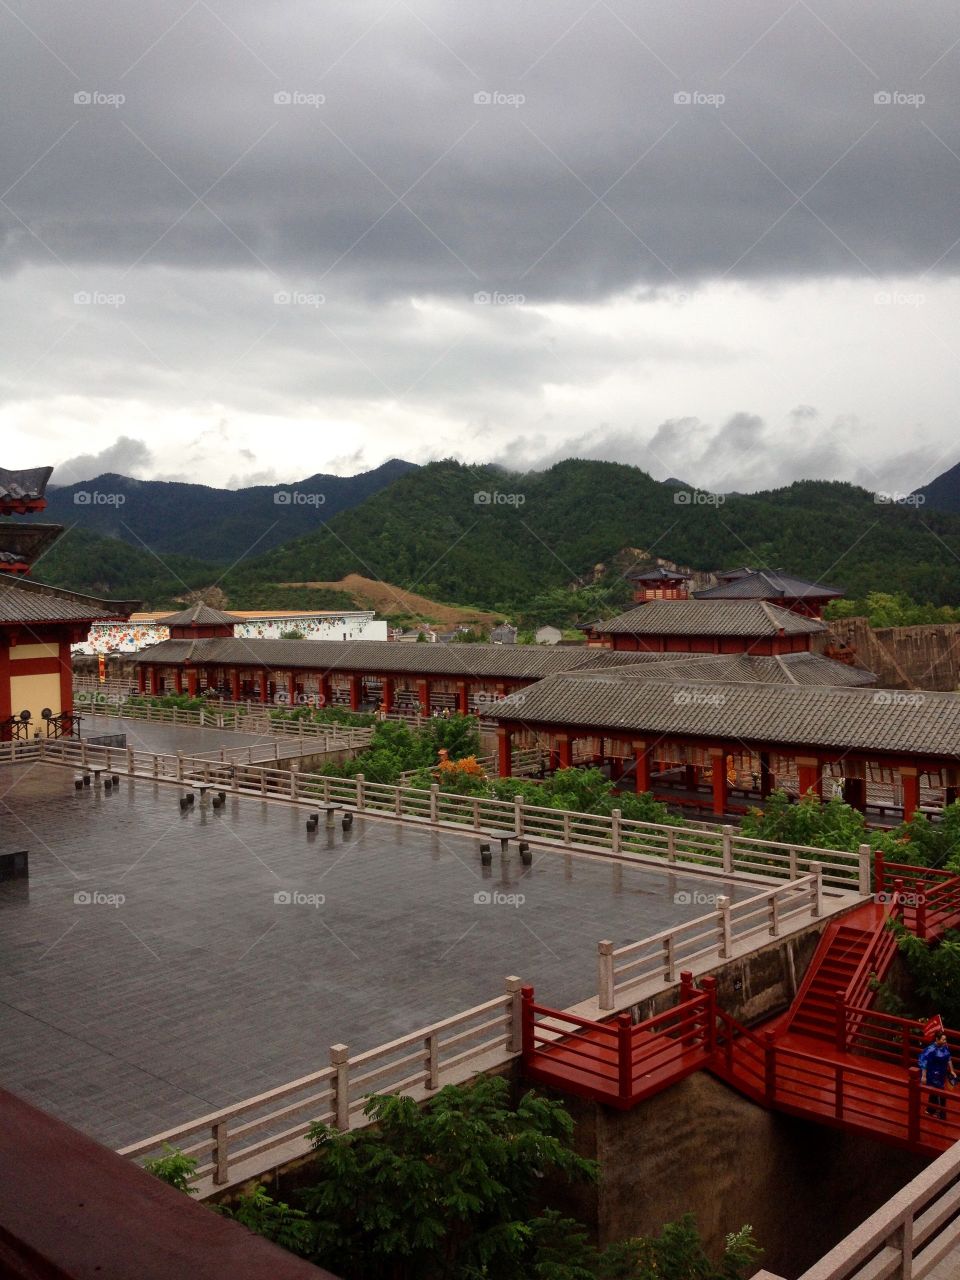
[912,460,960,515]
[220,459,960,611]
[37,459,417,561]
[37,527,215,607]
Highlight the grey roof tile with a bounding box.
[594,600,825,636]
[0,574,137,625]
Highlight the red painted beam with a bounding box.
[0,1089,335,1280]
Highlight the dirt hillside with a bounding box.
[277,574,500,625]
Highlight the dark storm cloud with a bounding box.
[2,0,960,299]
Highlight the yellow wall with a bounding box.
[9,672,62,724]
[10,643,59,661]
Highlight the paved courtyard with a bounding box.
[80,712,277,756]
[1,762,755,1149]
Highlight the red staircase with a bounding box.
[519,893,960,1157]
[780,902,891,1041]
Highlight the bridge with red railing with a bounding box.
[521,855,960,1156]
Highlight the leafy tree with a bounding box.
[142,1143,198,1193]
[300,1078,598,1280]
[890,926,960,1028]
[279,628,307,640]
[216,1183,317,1256]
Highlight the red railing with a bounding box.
[874,853,960,940]
[714,1005,960,1153]
[521,979,717,1107]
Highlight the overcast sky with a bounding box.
[2,1,958,494]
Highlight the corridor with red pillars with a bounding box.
[521,869,960,1157]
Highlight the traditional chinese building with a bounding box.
[693,568,844,618]
[624,562,691,603]
[486,660,955,823]
[580,599,826,654]
[0,467,137,740]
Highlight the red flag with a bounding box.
[923,1014,944,1041]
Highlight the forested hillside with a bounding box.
[27,457,960,616]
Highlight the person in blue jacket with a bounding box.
[919,1032,957,1119]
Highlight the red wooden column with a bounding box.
[709,748,727,816]
[349,673,361,712]
[797,756,820,801]
[556,733,573,769]
[901,766,920,822]
[137,667,146,695]
[319,672,331,708]
[149,667,160,696]
[457,681,469,716]
[418,680,430,716]
[186,669,197,698]
[497,727,512,777]
[258,670,269,703]
[229,668,240,702]
[173,669,183,695]
[382,676,394,714]
[633,739,651,793]
[759,751,773,798]
[287,672,297,705]
[58,638,73,716]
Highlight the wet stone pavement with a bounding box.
[0,761,752,1148]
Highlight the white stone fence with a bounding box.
[597,871,823,1009]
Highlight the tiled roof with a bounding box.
[0,522,64,566]
[572,652,876,688]
[594,600,825,636]
[0,466,53,503]
[488,674,960,756]
[694,570,843,601]
[0,574,138,625]
[156,603,240,628]
[130,637,682,680]
[625,563,690,581]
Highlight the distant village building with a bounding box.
[75,607,387,654]
[490,623,517,645]
[625,562,691,604]
[534,625,562,645]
